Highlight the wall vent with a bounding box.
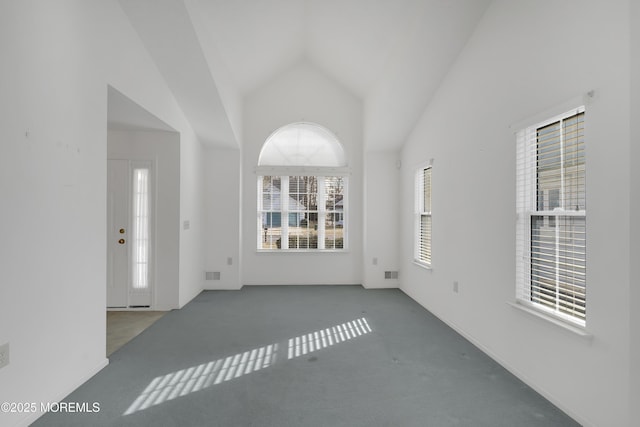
[384,271,399,280]
[205,271,221,281]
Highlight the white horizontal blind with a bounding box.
[258,176,283,250]
[415,166,432,265]
[324,176,346,249]
[516,107,586,325]
[257,175,347,251]
[288,176,318,249]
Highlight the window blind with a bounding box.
[416,166,432,265]
[516,107,586,325]
[258,175,347,251]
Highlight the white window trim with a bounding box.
[129,160,154,306]
[515,105,587,329]
[507,301,592,339]
[257,174,349,252]
[254,165,351,177]
[414,160,433,269]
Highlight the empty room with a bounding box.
[1,1,639,426]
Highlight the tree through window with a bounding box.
[257,123,348,251]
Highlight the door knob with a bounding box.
[118,239,125,244]
[119,228,126,234]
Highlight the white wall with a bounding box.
[241,62,363,285]
[178,127,206,307]
[363,151,401,288]
[399,1,631,426]
[630,0,639,422]
[0,2,205,426]
[204,148,242,289]
[108,130,180,310]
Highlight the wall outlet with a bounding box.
[453,281,459,293]
[0,342,9,370]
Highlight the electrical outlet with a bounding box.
[0,342,9,369]
[453,281,459,293]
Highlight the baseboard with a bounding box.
[18,358,109,427]
[398,287,593,427]
[362,282,400,289]
[202,283,243,290]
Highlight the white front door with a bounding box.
[107,159,153,308]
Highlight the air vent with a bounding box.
[205,271,221,281]
[384,271,399,280]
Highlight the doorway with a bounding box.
[106,86,181,356]
[107,159,154,308]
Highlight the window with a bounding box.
[415,165,432,266]
[516,107,586,326]
[257,123,348,251]
[132,167,151,290]
[258,122,345,167]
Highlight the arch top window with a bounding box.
[258,122,346,168]
[257,122,348,252]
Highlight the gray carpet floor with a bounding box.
[34,286,580,427]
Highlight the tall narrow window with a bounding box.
[132,168,150,290]
[256,122,348,251]
[415,165,432,266]
[516,107,586,326]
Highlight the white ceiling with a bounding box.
[118,0,491,150]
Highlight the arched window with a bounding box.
[258,122,346,167]
[257,122,348,251]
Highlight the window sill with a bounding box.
[507,301,593,340]
[413,260,432,271]
[257,249,349,254]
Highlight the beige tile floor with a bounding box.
[106,311,167,356]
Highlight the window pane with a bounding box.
[530,215,586,321]
[261,176,281,211]
[536,112,585,212]
[288,211,317,249]
[132,168,150,290]
[324,215,344,249]
[325,177,345,249]
[258,174,346,251]
[420,214,431,263]
[562,112,585,210]
[289,176,317,211]
[423,168,431,213]
[260,212,281,250]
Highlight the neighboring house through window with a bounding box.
[516,106,586,326]
[415,163,432,267]
[257,122,348,251]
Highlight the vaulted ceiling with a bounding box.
[118,0,491,150]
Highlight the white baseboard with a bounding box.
[399,287,593,427]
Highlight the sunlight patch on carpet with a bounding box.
[123,317,372,416]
